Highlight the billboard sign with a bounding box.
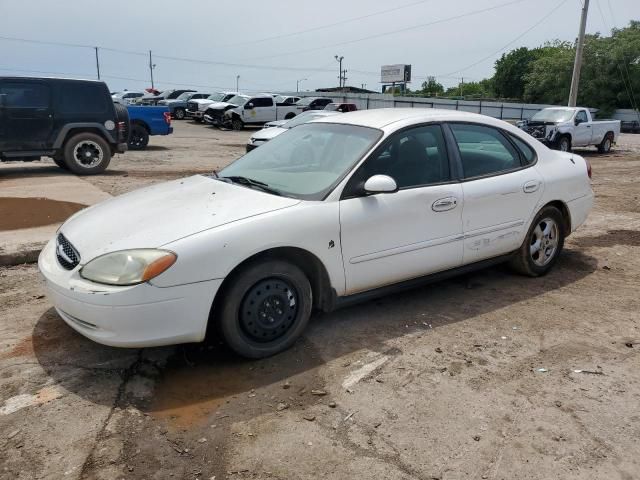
[381,64,411,83]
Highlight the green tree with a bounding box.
[419,77,444,96]
[522,41,574,105]
[493,47,543,99]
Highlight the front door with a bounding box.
[572,110,592,147]
[339,124,464,295]
[447,122,544,264]
[0,79,53,151]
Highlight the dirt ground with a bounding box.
[1,121,639,480]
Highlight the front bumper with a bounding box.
[187,110,204,119]
[38,238,222,348]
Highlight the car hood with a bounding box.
[252,127,287,141]
[206,102,236,111]
[60,175,300,262]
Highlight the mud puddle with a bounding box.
[0,197,86,231]
[148,340,326,429]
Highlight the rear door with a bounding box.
[0,79,53,151]
[447,123,543,265]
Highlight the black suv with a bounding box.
[0,77,129,175]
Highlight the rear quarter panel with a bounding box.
[127,105,171,136]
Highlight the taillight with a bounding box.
[117,121,125,132]
[586,159,592,179]
[163,112,171,125]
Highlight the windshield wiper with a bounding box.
[219,176,282,196]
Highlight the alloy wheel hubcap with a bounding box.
[73,141,103,167]
[530,217,559,266]
[239,278,298,342]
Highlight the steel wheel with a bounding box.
[530,217,559,267]
[239,278,299,343]
[73,140,104,168]
[174,108,185,120]
[559,137,570,152]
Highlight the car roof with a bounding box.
[312,108,495,129]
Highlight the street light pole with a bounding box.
[568,0,589,107]
[335,55,344,89]
[297,78,307,92]
[236,75,240,92]
[148,50,156,89]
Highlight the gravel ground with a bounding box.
[0,122,639,480]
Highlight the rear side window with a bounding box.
[0,82,50,108]
[508,133,536,165]
[252,97,274,107]
[59,83,108,114]
[450,123,522,179]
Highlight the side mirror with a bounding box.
[574,117,582,125]
[364,175,398,195]
[245,103,254,110]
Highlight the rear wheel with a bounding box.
[128,124,149,150]
[217,260,312,358]
[63,133,111,175]
[509,206,565,277]
[597,133,613,153]
[173,107,186,120]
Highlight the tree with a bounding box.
[523,41,574,105]
[419,77,444,96]
[493,47,543,99]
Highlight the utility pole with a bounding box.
[568,0,589,107]
[236,75,240,92]
[94,47,100,80]
[148,50,156,89]
[460,77,464,97]
[335,55,344,89]
[342,70,348,89]
[297,78,307,92]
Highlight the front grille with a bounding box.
[56,233,80,270]
[187,101,198,112]
[206,109,225,124]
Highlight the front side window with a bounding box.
[0,82,50,108]
[576,110,588,123]
[218,123,381,200]
[251,97,274,107]
[350,124,450,190]
[450,123,522,179]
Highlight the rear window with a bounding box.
[59,83,108,114]
[0,82,50,108]
[508,133,536,165]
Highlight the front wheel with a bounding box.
[173,107,186,120]
[217,260,312,358]
[231,117,244,131]
[556,135,571,152]
[509,206,565,277]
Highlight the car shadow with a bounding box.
[32,248,597,424]
[142,145,169,151]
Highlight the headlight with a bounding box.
[80,249,177,286]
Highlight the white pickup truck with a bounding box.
[204,94,301,130]
[518,107,621,153]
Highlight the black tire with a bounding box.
[284,112,296,120]
[509,205,565,277]
[173,107,186,120]
[217,260,312,359]
[231,117,244,131]
[597,133,613,153]
[63,133,111,175]
[53,157,68,170]
[556,135,571,153]
[128,124,149,150]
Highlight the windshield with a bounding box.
[207,93,225,101]
[218,123,382,200]
[228,95,249,106]
[296,97,315,106]
[176,92,194,100]
[531,109,574,123]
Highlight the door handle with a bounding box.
[432,196,458,212]
[523,180,540,193]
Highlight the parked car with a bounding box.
[0,77,129,175]
[518,107,621,153]
[127,106,173,150]
[275,95,301,112]
[112,91,145,105]
[324,102,357,113]
[246,110,340,151]
[295,96,333,113]
[207,94,300,130]
[186,92,238,122]
[158,92,210,120]
[39,109,593,358]
[137,89,196,106]
[621,120,640,133]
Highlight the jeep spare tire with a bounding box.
[63,133,112,175]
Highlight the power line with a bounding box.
[438,0,569,77]
[248,0,530,61]
[217,0,436,49]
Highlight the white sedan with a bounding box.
[39,109,593,358]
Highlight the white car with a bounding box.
[246,111,340,151]
[112,91,144,105]
[39,109,593,358]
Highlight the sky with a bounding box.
[0,0,638,94]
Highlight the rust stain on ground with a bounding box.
[0,197,86,231]
[0,331,63,360]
